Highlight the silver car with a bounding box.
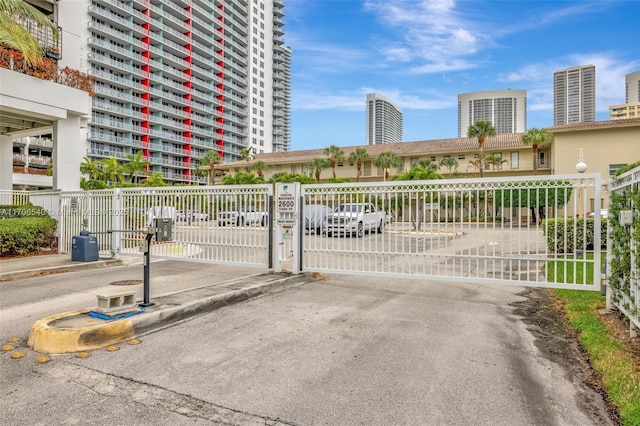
[304,204,333,234]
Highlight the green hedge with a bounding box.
[0,204,50,219]
[542,217,607,254]
[0,216,57,256]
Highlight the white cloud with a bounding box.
[293,93,364,111]
[293,87,454,112]
[408,59,476,74]
[496,2,613,37]
[364,0,485,73]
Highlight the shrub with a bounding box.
[543,217,607,253]
[0,217,57,256]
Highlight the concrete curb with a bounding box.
[132,272,312,335]
[0,257,141,281]
[26,272,313,354]
[27,308,136,354]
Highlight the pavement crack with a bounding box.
[47,363,296,425]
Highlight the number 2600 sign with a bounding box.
[278,196,295,212]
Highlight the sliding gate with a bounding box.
[16,174,603,289]
[55,185,273,268]
[298,174,603,290]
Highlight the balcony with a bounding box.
[13,151,52,170]
[12,15,61,60]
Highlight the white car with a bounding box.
[177,210,209,221]
[587,209,608,219]
[218,206,268,226]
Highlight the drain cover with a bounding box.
[110,280,143,286]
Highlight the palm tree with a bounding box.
[484,154,508,172]
[521,128,554,174]
[100,157,124,185]
[467,158,482,173]
[467,120,496,178]
[140,172,167,187]
[439,157,459,176]
[324,145,345,178]
[80,156,104,181]
[221,171,264,185]
[269,172,316,184]
[240,147,254,162]
[251,160,268,178]
[415,159,438,171]
[348,147,370,182]
[199,150,221,185]
[391,166,443,181]
[0,0,59,66]
[123,151,149,184]
[373,151,403,181]
[308,157,330,183]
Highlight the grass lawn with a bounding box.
[547,253,640,425]
[546,252,599,285]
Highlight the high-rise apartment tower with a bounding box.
[553,65,596,126]
[366,93,403,145]
[610,70,640,120]
[55,0,291,184]
[457,89,527,137]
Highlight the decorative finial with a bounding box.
[576,148,587,173]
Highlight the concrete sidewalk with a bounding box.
[0,253,141,281]
[1,254,314,354]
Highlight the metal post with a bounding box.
[268,194,273,269]
[140,232,155,307]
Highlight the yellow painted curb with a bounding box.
[27,309,135,354]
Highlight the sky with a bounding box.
[283,0,640,151]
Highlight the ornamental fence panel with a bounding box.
[300,174,603,290]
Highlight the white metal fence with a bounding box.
[608,166,640,333]
[0,189,30,205]
[5,173,603,290]
[300,174,602,290]
[112,186,272,266]
[4,186,273,268]
[58,190,114,255]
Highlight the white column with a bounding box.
[0,135,13,199]
[53,116,82,191]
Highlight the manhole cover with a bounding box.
[110,280,143,286]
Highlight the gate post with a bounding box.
[111,189,122,259]
[592,174,602,288]
[274,182,300,273]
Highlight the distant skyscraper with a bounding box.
[624,70,640,103]
[366,93,403,145]
[609,70,640,120]
[553,65,596,126]
[457,89,527,137]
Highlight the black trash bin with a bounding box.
[71,231,99,262]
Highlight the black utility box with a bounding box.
[71,231,99,262]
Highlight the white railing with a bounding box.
[111,186,273,267]
[3,174,605,292]
[0,190,30,205]
[300,174,602,290]
[35,186,272,267]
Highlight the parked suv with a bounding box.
[217,206,268,226]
